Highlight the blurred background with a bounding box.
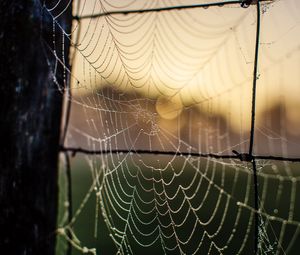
[53,0,300,254]
[68,0,300,156]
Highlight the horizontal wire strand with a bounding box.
[60,146,300,162]
[74,0,274,20]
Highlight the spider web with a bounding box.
[42,0,300,254]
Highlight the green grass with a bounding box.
[56,156,300,255]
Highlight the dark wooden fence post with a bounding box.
[0,1,72,254]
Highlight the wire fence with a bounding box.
[58,1,300,254]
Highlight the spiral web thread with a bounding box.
[42,0,300,254]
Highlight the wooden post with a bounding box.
[0,1,72,254]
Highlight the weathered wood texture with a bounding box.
[0,1,72,254]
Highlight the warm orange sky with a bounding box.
[70,0,300,132]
